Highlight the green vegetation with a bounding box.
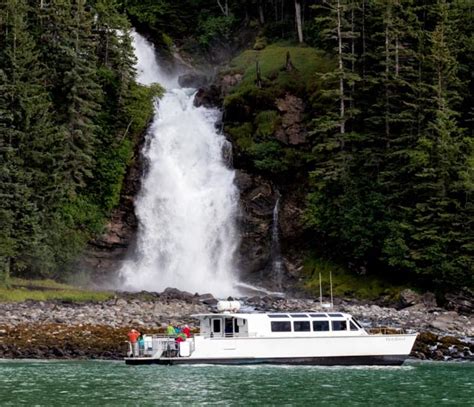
[221,1,473,292]
[224,44,332,177]
[0,0,158,285]
[302,258,405,301]
[304,0,473,290]
[227,43,332,88]
[0,278,113,302]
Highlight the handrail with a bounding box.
[197,332,258,339]
[368,327,406,335]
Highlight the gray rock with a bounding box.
[198,293,218,306]
[178,73,208,88]
[400,289,422,308]
[445,289,473,315]
[430,312,462,331]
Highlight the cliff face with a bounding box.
[234,168,307,290]
[78,134,143,286]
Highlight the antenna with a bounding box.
[329,270,333,309]
[319,272,322,307]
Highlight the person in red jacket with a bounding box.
[182,325,191,338]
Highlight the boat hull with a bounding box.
[125,354,408,366]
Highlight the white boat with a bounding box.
[125,302,417,366]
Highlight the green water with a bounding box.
[0,360,472,406]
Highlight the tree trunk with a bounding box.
[217,0,229,16]
[395,35,399,77]
[362,0,366,80]
[336,0,345,134]
[385,6,390,142]
[350,1,355,117]
[286,51,295,71]
[259,0,265,24]
[295,0,303,43]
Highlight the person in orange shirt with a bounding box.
[127,329,140,357]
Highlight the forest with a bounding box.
[0,0,472,292]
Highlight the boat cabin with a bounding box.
[193,312,367,338]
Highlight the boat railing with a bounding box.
[127,334,195,358]
[197,332,259,339]
[368,327,406,335]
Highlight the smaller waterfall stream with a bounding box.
[271,193,283,289]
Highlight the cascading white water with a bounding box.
[271,193,283,289]
[120,32,240,296]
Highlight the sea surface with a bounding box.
[0,360,472,406]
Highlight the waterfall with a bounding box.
[271,193,283,290]
[120,31,240,296]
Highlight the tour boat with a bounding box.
[125,302,417,366]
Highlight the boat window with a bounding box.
[290,314,308,318]
[331,321,347,331]
[268,314,289,318]
[328,313,344,317]
[313,320,329,331]
[293,321,311,332]
[309,313,327,318]
[271,321,292,332]
[350,321,359,331]
[212,319,221,333]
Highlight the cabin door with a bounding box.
[224,318,234,337]
[211,318,223,338]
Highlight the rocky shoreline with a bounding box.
[1,289,472,362]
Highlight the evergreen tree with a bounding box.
[0,0,56,282]
[38,0,102,194]
[402,0,472,286]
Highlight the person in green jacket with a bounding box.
[166,323,176,336]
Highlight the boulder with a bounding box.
[178,73,209,88]
[197,293,218,306]
[400,289,422,308]
[160,287,194,302]
[421,292,437,309]
[445,289,473,315]
[194,85,221,108]
[429,311,463,332]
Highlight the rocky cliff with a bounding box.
[77,131,144,286]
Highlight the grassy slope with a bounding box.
[0,278,113,302]
[227,43,333,87]
[301,258,406,301]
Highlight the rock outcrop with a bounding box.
[78,131,144,284]
[178,72,209,88]
[275,94,306,145]
[234,170,278,279]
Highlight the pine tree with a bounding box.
[38,0,102,194]
[0,0,55,281]
[404,0,473,286]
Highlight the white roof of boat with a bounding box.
[191,312,352,319]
